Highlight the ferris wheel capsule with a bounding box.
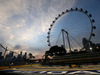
[66,9,69,12]
[55,17,58,20]
[48,44,50,46]
[47,40,49,42]
[92,33,95,36]
[75,8,78,10]
[62,12,65,14]
[71,8,73,11]
[93,26,96,29]
[92,19,95,23]
[89,14,92,17]
[49,28,51,30]
[47,36,49,38]
[50,24,53,27]
[58,14,61,17]
[85,10,88,14]
[80,8,83,11]
[53,21,55,23]
[48,32,50,34]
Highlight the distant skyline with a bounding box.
[0,0,100,59]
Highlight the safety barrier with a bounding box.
[0,65,31,70]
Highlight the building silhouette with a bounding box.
[0,52,4,61]
[0,51,35,66]
[17,51,22,61]
[22,52,27,61]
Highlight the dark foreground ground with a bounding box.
[0,72,96,75]
[0,72,47,75]
[1,64,100,75]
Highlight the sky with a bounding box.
[0,0,100,59]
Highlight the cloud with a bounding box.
[0,0,76,58]
[14,44,22,50]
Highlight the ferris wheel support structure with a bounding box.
[62,29,72,52]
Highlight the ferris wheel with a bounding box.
[47,8,96,52]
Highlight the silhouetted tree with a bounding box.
[29,53,35,59]
[45,45,66,56]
